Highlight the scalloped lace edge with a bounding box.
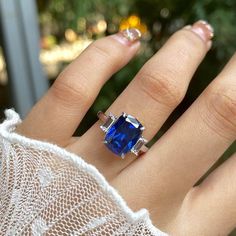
[0,109,168,236]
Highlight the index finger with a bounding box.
[17,29,141,146]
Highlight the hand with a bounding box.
[17,21,236,235]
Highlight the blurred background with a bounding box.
[0,0,235,234]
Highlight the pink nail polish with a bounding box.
[190,20,214,43]
[112,28,142,45]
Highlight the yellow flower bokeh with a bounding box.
[119,15,147,33]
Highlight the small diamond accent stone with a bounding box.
[100,114,116,132]
[131,137,147,156]
[104,114,143,157]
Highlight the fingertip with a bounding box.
[183,20,214,50]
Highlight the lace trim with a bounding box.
[0,109,167,236]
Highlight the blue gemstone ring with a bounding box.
[98,111,148,158]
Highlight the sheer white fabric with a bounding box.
[0,110,167,236]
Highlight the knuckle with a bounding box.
[138,70,185,108]
[90,41,112,60]
[174,30,205,59]
[180,29,203,47]
[204,84,236,139]
[89,40,123,67]
[50,76,92,108]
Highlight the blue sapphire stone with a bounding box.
[104,114,143,157]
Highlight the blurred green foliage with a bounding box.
[38,1,236,234]
[38,0,236,129]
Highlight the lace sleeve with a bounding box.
[0,109,167,236]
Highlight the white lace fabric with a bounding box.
[0,110,167,236]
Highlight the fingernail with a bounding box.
[112,28,142,45]
[190,20,214,43]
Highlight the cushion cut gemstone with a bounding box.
[104,114,143,157]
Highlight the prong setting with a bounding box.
[121,153,125,159]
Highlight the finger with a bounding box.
[130,50,236,208]
[70,21,214,179]
[17,29,141,145]
[174,153,236,235]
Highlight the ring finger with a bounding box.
[70,21,214,179]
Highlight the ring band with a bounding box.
[98,111,148,158]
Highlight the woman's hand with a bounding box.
[17,21,236,235]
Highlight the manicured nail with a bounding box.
[190,20,214,43]
[121,28,142,41]
[112,28,142,45]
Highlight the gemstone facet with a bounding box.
[104,113,143,157]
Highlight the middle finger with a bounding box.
[120,44,236,226]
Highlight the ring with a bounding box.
[98,111,148,158]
